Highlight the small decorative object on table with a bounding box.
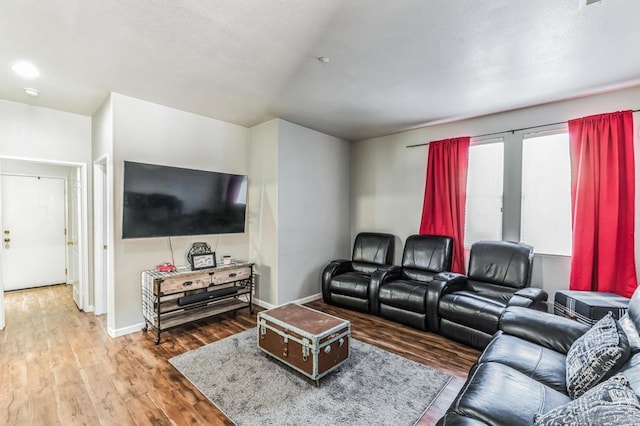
[187,242,215,270]
[156,262,176,272]
[223,255,232,265]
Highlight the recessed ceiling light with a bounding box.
[12,61,39,79]
[24,88,39,97]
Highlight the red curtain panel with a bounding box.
[568,110,637,298]
[419,137,470,273]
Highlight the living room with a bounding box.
[2,1,640,424]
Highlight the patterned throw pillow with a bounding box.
[566,312,630,399]
[534,374,640,425]
[619,313,640,353]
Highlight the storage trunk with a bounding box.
[554,290,629,326]
[257,304,350,386]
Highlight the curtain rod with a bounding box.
[406,109,640,148]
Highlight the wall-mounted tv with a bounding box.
[122,161,248,239]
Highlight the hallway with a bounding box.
[0,285,249,425]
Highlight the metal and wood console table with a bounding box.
[141,261,254,344]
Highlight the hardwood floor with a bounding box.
[0,285,480,425]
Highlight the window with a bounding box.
[464,141,504,247]
[520,132,572,256]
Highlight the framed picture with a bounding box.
[191,252,216,270]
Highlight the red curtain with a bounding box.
[568,110,637,297]
[419,137,470,273]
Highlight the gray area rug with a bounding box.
[169,328,451,425]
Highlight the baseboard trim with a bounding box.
[253,293,323,310]
[293,292,323,305]
[108,321,146,338]
[252,298,276,310]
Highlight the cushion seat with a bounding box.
[448,362,570,425]
[378,280,428,314]
[329,272,370,298]
[438,291,505,335]
[478,331,567,393]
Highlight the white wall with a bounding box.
[352,85,640,303]
[110,93,249,331]
[247,119,350,306]
[248,119,279,305]
[92,95,113,160]
[0,100,91,163]
[278,120,350,303]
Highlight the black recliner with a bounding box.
[374,235,453,330]
[427,240,548,349]
[322,232,395,313]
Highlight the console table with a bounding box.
[141,261,254,344]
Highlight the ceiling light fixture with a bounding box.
[318,56,330,63]
[24,88,39,97]
[11,61,39,79]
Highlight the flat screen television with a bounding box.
[122,161,248,239]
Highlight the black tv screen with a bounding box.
[122,161,248,239]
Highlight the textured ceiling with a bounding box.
[2,0,640,141]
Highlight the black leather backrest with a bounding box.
[351,232,395,273]
[467,240,534,289]
[401,234,453,282]
[628,287,640,332]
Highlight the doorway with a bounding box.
[0,158,88,329]
[93,155,113,328]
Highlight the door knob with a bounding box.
[67,241,75,245]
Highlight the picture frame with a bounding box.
[190,251,216,270]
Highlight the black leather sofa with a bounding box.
[427,240,548,349]
[438,288,640,425]
[374,234,453,331]
[321,232,395,313]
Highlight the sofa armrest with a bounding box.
[426,272,468,332]
[369,265,403,315]
[499,306,590,354]
[507,287,548,308]
[321,260,353,304]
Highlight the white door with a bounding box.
[1,175,67,291]
[68,169,82,308]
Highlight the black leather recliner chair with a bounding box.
[426,240,548,349]
[373,235,453,330]
[322,232,395,313]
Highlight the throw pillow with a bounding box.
[619,313,640,353]
[534,374,640,425]
[566,312,630,399]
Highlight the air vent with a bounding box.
[579,0,603,9]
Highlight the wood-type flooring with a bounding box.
[0,285,480,425]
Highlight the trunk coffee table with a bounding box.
[257,303,351,386]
